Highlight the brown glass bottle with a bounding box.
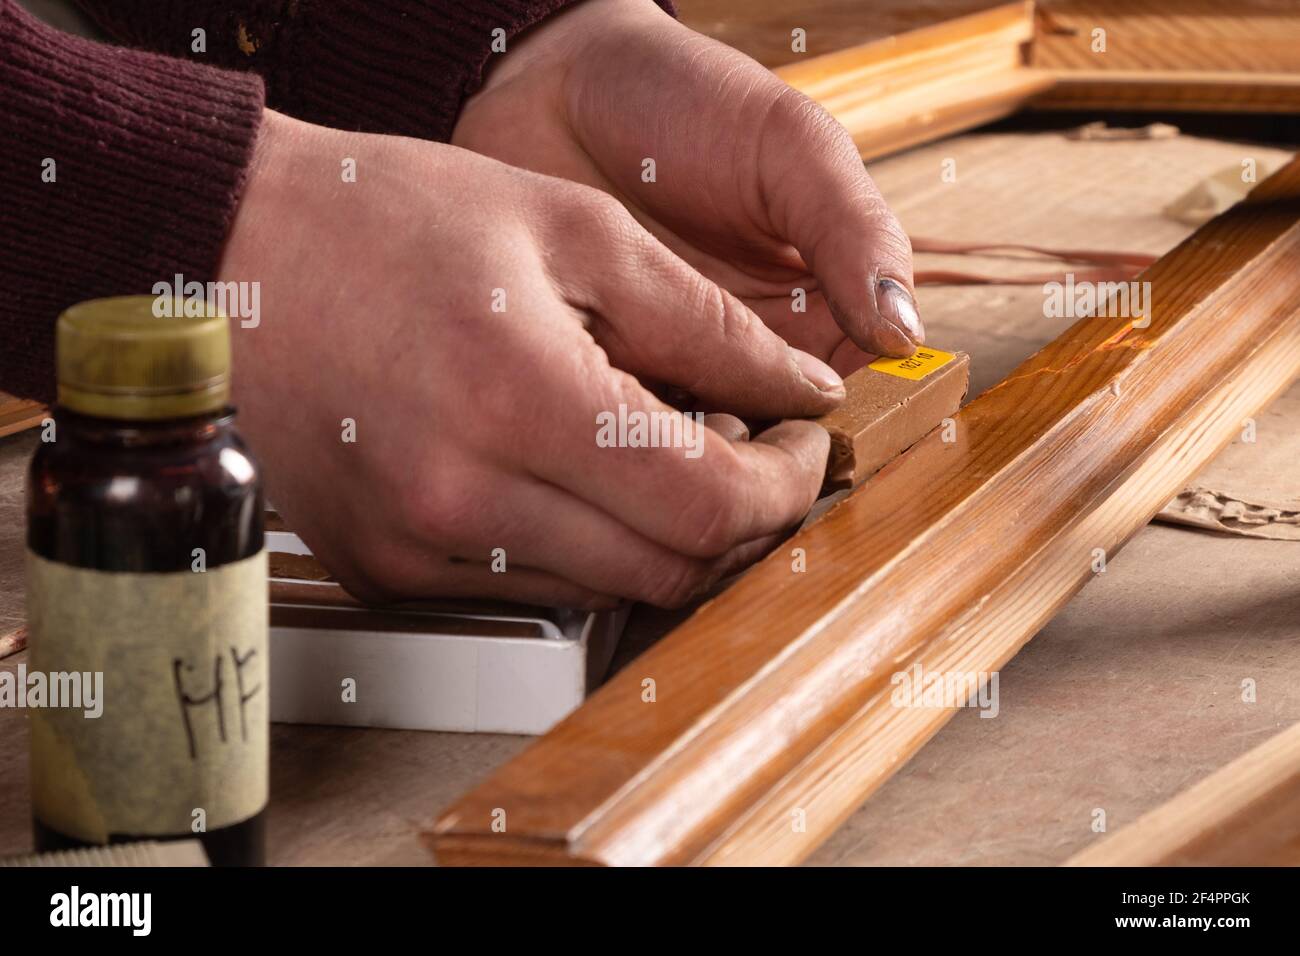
[26,297,267,866]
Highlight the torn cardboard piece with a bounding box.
[1066,121,1179,142]
[817,347,970,491]
[1159,489,1300,541]
[1164,162,1276,226]
[0,625,25,660]
[1154,377,1300,540]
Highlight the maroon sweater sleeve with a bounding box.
[0,0,264,402]
[73,0,677,142]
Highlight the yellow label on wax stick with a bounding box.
[868,347,957,381]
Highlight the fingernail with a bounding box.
[877,277,924,346]
[792,348,844,395]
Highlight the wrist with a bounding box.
[217,108,307,399]
[218,109,340,288]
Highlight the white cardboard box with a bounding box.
[266,532,626,735]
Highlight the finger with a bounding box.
[739,294,878,379]
[758,87,923,357]
[714,529,786,576]
[829,338,877,377]
[358,472,790,608]
[489,479,791,607]
[745,289,882,377]
[339,553,618,611]
[422,473,739,607]
[703,412,749,442]
[533,363,829,558]
[746,290,846,362]
[556,196,845,418]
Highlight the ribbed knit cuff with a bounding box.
[76,0,677,142]
[0,0,265,402]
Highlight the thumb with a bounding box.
[760,89,923,358]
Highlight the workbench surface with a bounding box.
[2,126,1296,866]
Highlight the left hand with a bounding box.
[452,0,923,376]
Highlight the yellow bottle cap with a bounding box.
[56,296,231,420]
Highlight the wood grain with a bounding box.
[770,3,1053,160]
[1066,722,1300,866]
[0,395,45,439]
[678,0,1007,71]
[686,1,1300,144]
[700,314,1300,865]
[430,155,1300,866]
[1036,72,1300,114]
[1031,1,1300,112]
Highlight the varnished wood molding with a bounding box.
[1066,722,1300,866]
[0,395,45,439]
[1030,1,1300,113]
[772,2,1053,161]
[690,2,1300,158]
[1034,73,1300,114]
[431,159,1300,866]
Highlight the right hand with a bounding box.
[218,109,838,608]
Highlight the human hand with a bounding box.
[452,0,922,375]
[218,109,836,607]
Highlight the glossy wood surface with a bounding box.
[432,156,1300,866]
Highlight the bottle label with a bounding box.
[27,549,268,843]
